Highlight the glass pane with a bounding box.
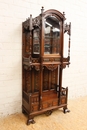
[44,16,60,54]
[33,28,40,54]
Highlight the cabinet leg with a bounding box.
[45,110,52,116]
[27,117,35,125]
[63,107,70,114]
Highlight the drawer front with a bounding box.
[42,99,58,109]
[53,100,58,106]
[61,96,66,104]
[31,104,39,112]
[42,102,48,109]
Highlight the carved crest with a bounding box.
[33,17,40,28]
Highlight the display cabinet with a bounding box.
[22,7,71,125]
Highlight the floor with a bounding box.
[0,96,87,130]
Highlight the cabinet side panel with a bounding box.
[51,68,58,89]
[25,70,32,93]
[34,70,40,92]
[43,67,49,90]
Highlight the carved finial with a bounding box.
[63,12,65,17]
[41,6,44,14]
[30,14,32,31]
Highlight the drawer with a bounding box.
[53,100,58,106]
[31,104,39,112]
[61,96,66,104]
[42,102,48,109]
[42,101,52,109]
[42,99,58,109]
[48,101,53,107]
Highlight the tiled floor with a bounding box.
[0,96,87,130]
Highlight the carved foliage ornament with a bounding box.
[43,64,58,71]
[64,22,71,35]
[33,17,40,28]
[23,17,40,30]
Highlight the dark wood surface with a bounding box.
[22,7,71,125]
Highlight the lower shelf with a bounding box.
[22,87,68,125]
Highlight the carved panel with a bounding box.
[34,70,40,92]
[51,69,57,89]
[44,64,58,71]
[25,70,31,92]
[34,65,40,71]
[23,19,29,30]
[53,100,58,106]
[43,57,60,62]
[31,105,39,112]
[25,33,30,53]
[52,38,60,54]
[42,100,58,109]
[33,17,40,27]
[63,57,69,62]
[32,96,39,103]
[42,102,48,109]
[43,67,49,90]
[61,97,66,104]
[32,58,40,63]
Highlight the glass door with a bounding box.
[44,15,60,54]
[33,27,40,55]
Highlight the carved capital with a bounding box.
[64,22,71,35]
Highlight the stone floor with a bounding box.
[0,96,87,130]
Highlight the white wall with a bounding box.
[0,0,87,117]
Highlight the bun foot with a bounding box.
[63,108,70,113]
[27,119,35,125]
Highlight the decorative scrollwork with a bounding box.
[23,19,29,30]
[33,17,40,28]
[63,57,69,62]
[60,63,70,69]
[44,64,58,71]
[64,22,71,35]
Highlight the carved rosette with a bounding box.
[43,64,58,71]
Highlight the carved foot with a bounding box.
[27,119,35,125]
[45,110,52,116]
[63,108,70,114]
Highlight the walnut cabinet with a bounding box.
[22,7,71,125]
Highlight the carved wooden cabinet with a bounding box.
[22,7,71,125]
